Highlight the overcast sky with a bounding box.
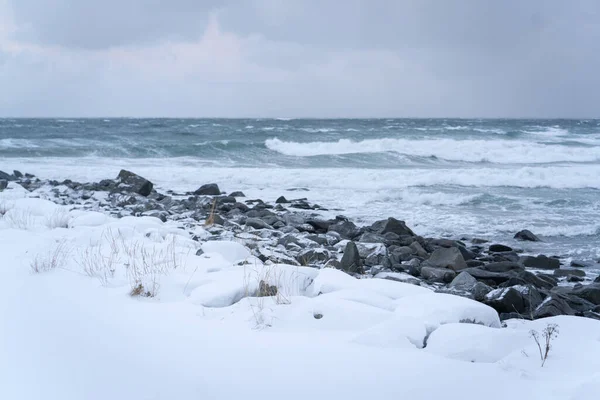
[1,0,599,118]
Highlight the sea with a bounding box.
[1,118,599,265]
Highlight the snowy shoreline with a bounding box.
[2,168,600,399]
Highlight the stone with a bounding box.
[0,179,7,191]
[489,244,513,253]
[306,219,331,233]
[276,196,290,203]
[359,232,386,243]
[583,311,600,321]
[296,248,331,266]
[521,255,560,270]
[420,267,456,283]
[245,218,272,230]
[117,169,153,196]
[0,170,15,181]
[388,246,414,263]
[229,191,246,197]
[491,251,520,263]
[427,247,468,271]
[194,183,221,196]
[328,220,360,239]
[571,260,594,268]
[372,217,415,236]
[485,286,542,315]
[553,269,586,278]
[195,249,204,256]
[471,238,489,244]
[481,261,524,273]
[461,268,515,285]
[258,280,278,297]
[514,229,540,242]
[533,296,575,319]
[457,246,475,261]
[409,241,429,258]
[570,283,600,305]
[449,271,478,290]
[339,241,363,274]
[12,170,23,178]
[471,282,492,302]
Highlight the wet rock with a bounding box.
[409,241,429,258]
[276,196,290,204]
[461,268,514,285]
[471,282,492,302]
[553,269,586,278]
[117,169,153,196]
[521,255,560,270]
[420,267,456,284]
[457,246,476,261]
[229,191,246,197]
[427,247,467,271]
[306,219,331,233]
[194,183,221,196]
[481,261,524,273]
[245,218,272,230]
[371,217,415,237]
[570,283,600,305]
[491,251,520,263]
[388,246,414,264]
[533,296,575,318]
[485,285,542,315]
[13,170,23,178]
[0,180,7,191]
[0,170,15,181]
[339,241,363,274]
[488,244,513,253]
[471,238,489,244]
[514,229,540,242]
[328,220,360,240]
[296,248,331,266]
[571,260,594,268]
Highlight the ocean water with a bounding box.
[1,118,599,263]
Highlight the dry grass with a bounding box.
[44,209,71,229]
[530,323,560,367]
[30,240,69,273]
[4,208,35,230]
[204,199,217,227]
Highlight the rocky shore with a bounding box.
[2,168,600,322]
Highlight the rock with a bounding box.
[457,246,475,261]
[0,179,7,191]
[466,260,485,268]
[471,238,489,244]
[195,249,204,256]
[409,241,429,258]
[553,269,586,278]
[427,247,467,271]
[275,196,290,204]
[481,262,524,273]
[427,238,457,248]
[117,169,153,196]
[388,245,414,263]
[491,251,520,263]
[12,170,23,178]
[339,241,363,274]
[296,248,331,266]
[420,267,456,284]
[596,276,600,283]
[229,191,245,197]
[489,244,513,253]
[449,271,478,290]
[328,220,360,240]
[194,183,221,196]
[0,170,15,181]
[471,282,492,302]
[533,296,575,319]
[245,218,272,230]
[372,217,415,236]
[306,219,331,233]
[485,285,542,315]
[514,229,540,242]
[583,311,600,321]
[570,284,600,305]
[521,255,560,270]
[461,268,515,285]
[359,232,386,243]
[571,260,594,268]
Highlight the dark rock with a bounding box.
[553,269,586,278]
[514,271,557,290]
[217,196,236,204]
[388,246,414,264]
[117,169,153,196]
[0,170,15,181]
[420,267,456,284]
[595,276,600,283]
[466,260,485,268]
[195,249,204,256]
[491,251,520,263]
[194,183,221,196]
[245,218,272,230]
[449,271,478,290]
[471,282,492,301]
[296,248,331,266]
[409,241,429,258]
[533,296,575,319]
[328,220,360,240]
[339,241,363,274]
[290,200,312,210]
[514,229,541,242]
[13,170,23,178]
[499,312,529,321]
[521,255,560,270]
[359,232,386,244]
[489,244,513,253]
[372,217,415,237]
[306,219,331,233]
[482,262,524,273]
[571,260,594,268]
[276,196,290,204]
[427,238,457,248]
[229,191,246,197]
[570,284,600,305]
[471,238,489,244]
[0,179,7,191]
[233,202,250,212]
[462,268,515,285]
[485,287,528,314]
[583,311,600,321]
[427,247,468,271]
[457,246,475,261]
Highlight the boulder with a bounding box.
[245,218,272,230]
[488,244,513,253]
[427,247,468,271]
[409,241,429,258]
[339,241,363,274]
[0,170,15,181]
[296,248,331,266]
[485,286,528,314]
[533,296,575,319]
[328,220,360,240]
[420,267,456,284]
[491,251,520,263]
[449,271,478,290]
[481,261,524,273]
[359,232,386,243]
[0,179,7,191]
[117,169,153,196]
[371,217,415,236]
[570,284,600,305]
[471,282,492,302]
[553,269,586,278]
[521,255,560,270]
[461,268,515,285]
[571,260,594,268]
[275,196,290,203]
[388,246,414,264]
[194,183,221,196]
[306,219,331,233]
[514,229,540,242]
[229,191,245,197]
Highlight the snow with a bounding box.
[2,188,600,399]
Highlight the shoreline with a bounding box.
[2,167,600,321]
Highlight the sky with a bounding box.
[0,0,599,118]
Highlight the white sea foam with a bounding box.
[0,139,40,148]
[265,137,600,164]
